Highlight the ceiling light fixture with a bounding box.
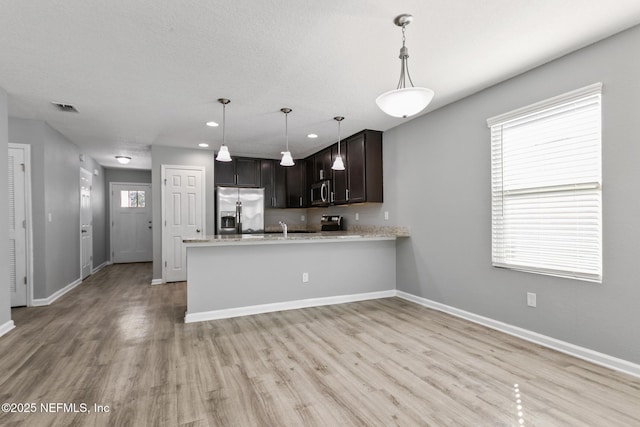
[115,156,131,165]
[376,14,434,118]
[215,98,232,162]
[206,121,219,127]
[307,133,318,139]
[280,108,295,167]
[198,143,209,148]
[331,116,345,171]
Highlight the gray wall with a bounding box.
[389,25,640,364]
[8,118,107,299]
[186,239,396,315]
[105,168,152,185]
[151,146,215,281]
[104,168,151,258]
[0,87,10,327]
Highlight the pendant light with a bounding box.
[331,116,345,171]
[280,108,295,167]
[376,14,434,118]
[215,98,232,162]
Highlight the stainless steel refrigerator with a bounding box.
[216,187,265,234]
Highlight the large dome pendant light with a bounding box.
[215,98,232,162]
[376,14,434,118]
[331,116,345,171]
[280,108,295,167]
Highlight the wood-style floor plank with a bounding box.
[0,262,638,426]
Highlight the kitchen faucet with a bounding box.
[279,221,288,238]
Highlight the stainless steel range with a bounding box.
[320,215,343,231]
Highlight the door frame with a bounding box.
[161,165,206,283]
[109,181,153,263]
[8,143,34,306]
[79,167,93,280]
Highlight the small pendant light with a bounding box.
[215,98,232,162]
[331,116,345,171]
[376,14,434,118]
[280,108,295,167]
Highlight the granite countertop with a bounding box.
[183,226,409,246]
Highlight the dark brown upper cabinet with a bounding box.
[286,160,308,208]
[214,157,261,187]
[260,159,287,208]
[345,130,383,203]
[331,142,348,205]
[312,147,333,182]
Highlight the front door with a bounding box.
[162,166,205,282]
[80,168,93,279]
[111,183,153,263]
[9,146,27,306]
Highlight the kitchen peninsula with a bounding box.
[183,229,408,323]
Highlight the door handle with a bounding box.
[196,229,201,233]
[148,226,152,229]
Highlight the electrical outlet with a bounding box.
[355,213,359,221]
[527,292,537,307]
[384,211,389,221]
[301,215,305,221]
[302,272,309,283]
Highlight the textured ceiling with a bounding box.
[2,1,640,169]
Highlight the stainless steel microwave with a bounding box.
[310,180,331,206]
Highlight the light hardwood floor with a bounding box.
[0,263,638,426]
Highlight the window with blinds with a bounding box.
[487,83,602,282]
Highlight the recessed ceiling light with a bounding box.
[115,156,131,165]
[206,121,219,127]
[198,143,209,148]
[307,133,318,139]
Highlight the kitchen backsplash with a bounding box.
[264,208,308,228]
[266,204,394,231]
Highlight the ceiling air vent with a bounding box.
[51,102,79,113]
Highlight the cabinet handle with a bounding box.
[299,196,303,207]
[330,191,334,203]
[320,170,324,180]
[272,196,276,207]
[346,189,349,201]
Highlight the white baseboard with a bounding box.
[185,290,396,323]
[150,278,163,286]
[0,320,15,338]
[396,291,640,379]
[31,277,82,307]
[91,260,111,274]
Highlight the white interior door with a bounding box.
[8,146,27,306]
[80,168,93,279]
[111,183,152,263]
[162,166,204,282]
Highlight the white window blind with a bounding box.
[487,83,602,282]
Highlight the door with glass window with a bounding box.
[111,183,153,263]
